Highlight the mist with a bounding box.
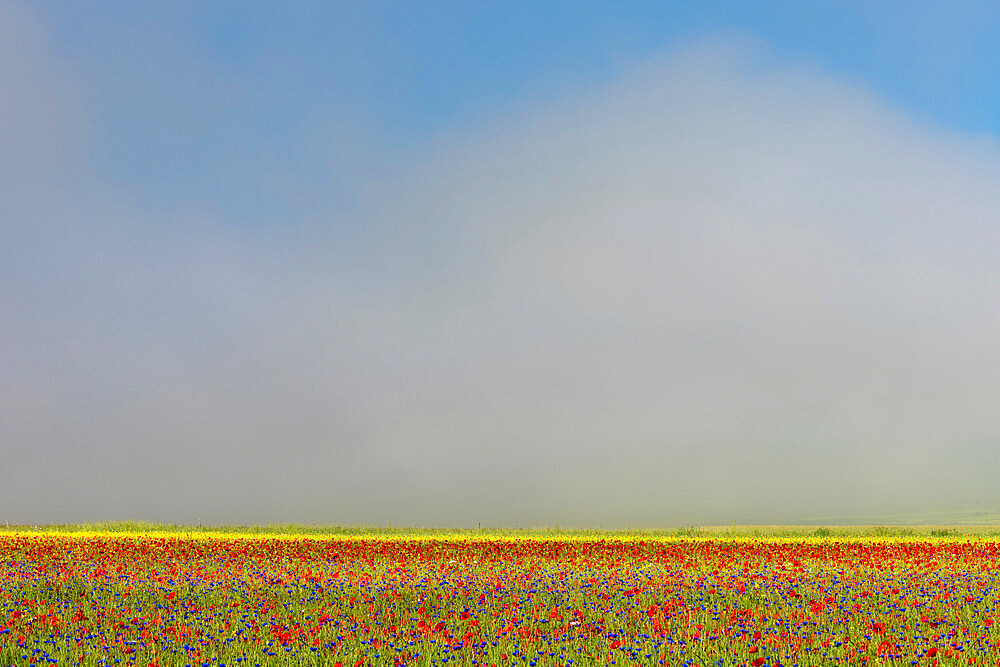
[4,9,1000,526]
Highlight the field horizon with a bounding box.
[8,520,1000,540]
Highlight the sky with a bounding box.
[4,1,1000,527]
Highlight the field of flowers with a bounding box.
[3,530,1000,666]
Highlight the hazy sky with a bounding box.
[5,2,1000,526]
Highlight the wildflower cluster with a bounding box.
[1,533,999,666]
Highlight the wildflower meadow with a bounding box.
[2,528,1000,666]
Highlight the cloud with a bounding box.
[4,16,1000,526]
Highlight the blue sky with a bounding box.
[30,1,1000,228]
[6,2,1000,525]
